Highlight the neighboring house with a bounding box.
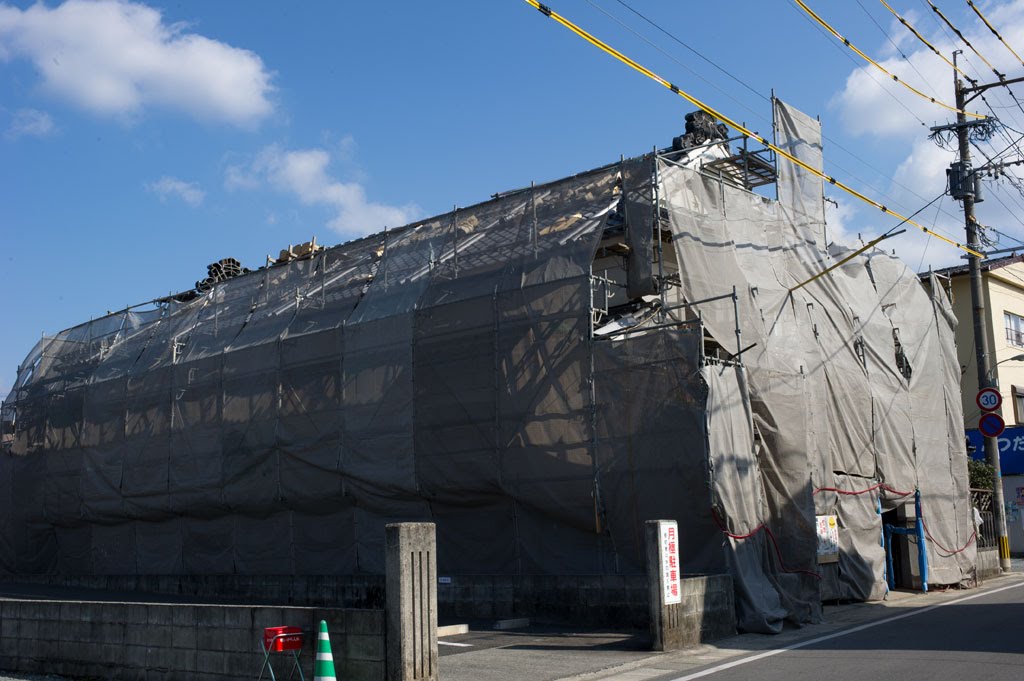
[928,254,1024,555]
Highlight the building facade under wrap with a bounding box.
[0,100,975,632]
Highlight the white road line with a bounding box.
[438,641,474,647]
[667,580,1024,681]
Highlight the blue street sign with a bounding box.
[967,425,1024,474]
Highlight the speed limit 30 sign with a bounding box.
[977,387,1002,412]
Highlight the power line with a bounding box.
[786,0,930,128]
[915,196,944,273]
[566,0,971,243]
[582,0,772,131]
[785,2,994,235]
[967,0,1024,69]
[609,0,769,104]
[878,0,976,82]
[793,0,986,118]
[855,0,944,99]
[926,0,1003,78]
[605,0,953,226]
[522,0,981,256]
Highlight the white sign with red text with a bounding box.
[659,520,681,605]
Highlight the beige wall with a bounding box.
[950,261,1024,429]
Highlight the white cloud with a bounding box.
[831,2,1024,138]
[0,0,273,127]
[146,176,204,206]
[824,198,858,246]
[827,1,1024,269]
[226,144,420,235]
[5,107,55,139]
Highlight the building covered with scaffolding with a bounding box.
[0,100,975,632]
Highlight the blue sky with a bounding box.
[4,0,1024,395]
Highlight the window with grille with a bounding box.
[1005,312,1024,348]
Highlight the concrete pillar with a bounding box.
[386,522,438,681]
[646,519,684,651]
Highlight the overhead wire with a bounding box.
[926,0,1004,78]
[915,199,941,273]
[988,88,1024,132]
[784,0,978,243]
[966,95,1024,240]
[977,79,1024,134]
[786,0,930,128]
[609,0,769,105]
[978,121,1024,213]
[578,1,971,245]
[582,0,772,131]
[792,0,985,118]
[632,0,978,244]
[855,0,945,99]
[780,1,975,234]
[922,2,1024,232]
[851,1,985,240]
[967,0,1024,68]
[521,0,982,256]
[976,165,1024,233]
[604,0,960,233]
[936,9,1024,138]
[874,2,1024,250]
[879,0,977,82]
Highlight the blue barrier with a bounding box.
[883,490,928,593]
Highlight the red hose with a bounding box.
[710,507,822,580]
[713,482,972,581]
[814,483,913,497]
[921,517,978,556]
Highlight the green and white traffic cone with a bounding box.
[314,619,337,681]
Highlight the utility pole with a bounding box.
[949,54,1024,571]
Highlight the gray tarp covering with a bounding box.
[1,101,972,633]
[659,99,973,631]
[0,165,730,581]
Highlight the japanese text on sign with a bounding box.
[966,426,1024,475]
[816,515,839,564]
[660,520,681,605]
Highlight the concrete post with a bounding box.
[386,522,438,681]
[646,519,684,651]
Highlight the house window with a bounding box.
[1014,386,1024,425]
[1005,312,1024,348]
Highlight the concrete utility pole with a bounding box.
[950,56,1024,571]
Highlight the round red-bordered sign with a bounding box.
[977,387,1002,412]
[979,412,1006,438]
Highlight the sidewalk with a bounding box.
[440,568,1024,681]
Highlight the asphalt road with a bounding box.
[440,572,1024,681]
[639,579,1024,681]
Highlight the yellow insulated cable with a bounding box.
[967,0,1024,69]
[878,0,974,81]
[794,0,984,118]
[521,0,982,257]
[927,0,1002,78]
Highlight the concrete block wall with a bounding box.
[976,548,1001,580]
[10,573,680,631]
[12,574,386,609]
[434,574,700,630]
[433,573,733,642]
[673,574,735,645]
[7,571,735,649]
[0,599,385,681]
